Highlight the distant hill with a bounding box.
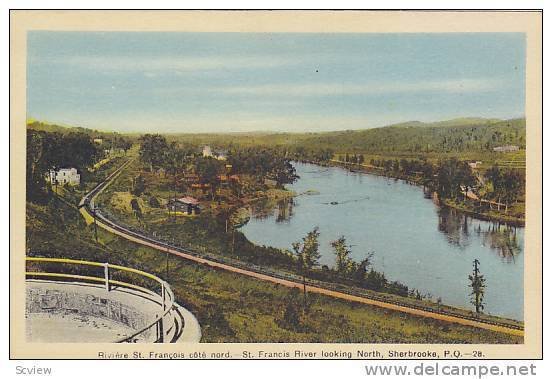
[295,118,525,154]
[171,117,525,155]
[386,117,502,129]
[26,120,134,141]
[27,120,96,135]
[28,117,525,155]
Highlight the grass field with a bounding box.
[26,197,523,343]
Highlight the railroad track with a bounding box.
[79,159,524,337]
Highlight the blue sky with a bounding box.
[27,32,525,133]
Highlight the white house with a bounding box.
[493,145,519,153]
[48,168,81,186]
[202,146,213,158]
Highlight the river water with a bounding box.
[239,162,524,320]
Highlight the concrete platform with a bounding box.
[26,279,201,343]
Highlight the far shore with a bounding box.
[298,159,525,227]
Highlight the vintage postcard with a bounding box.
[10,10,542,359]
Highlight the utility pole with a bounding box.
[166,249,170,282]
[92,206,98,243]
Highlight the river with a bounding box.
[239,162,524,320]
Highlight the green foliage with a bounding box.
[293,227,321,274]
[468,259,486,314]
[195,157,223,184]
[226,147,298,186]
[435,158,476,199]
[200,305,235,339]
[277,288,303,331]
[139,134,169,171]
[168,118,525,161]
[148,196,161,208]
[131,174,146,196]
[483,166,525,209]
[130,198,142,218]
[25,190,521,343]
[26,129,100,203]
[331,235,354,275]
[297,118,525,155]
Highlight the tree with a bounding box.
[468,259,486,314]
[26,130,99,203]
[331,236,353,276]
[195,157,223,200]
[271,158,298,188]
[149,196,160,208]
[501,170,524,212]
[131,175,146,196]
[483,166,524,212]
[278,288,303,331]
[138,134,168,172]
[351,253,374,283]
[292,227,321,314]
[130,198,142,219]
[435,158,475,199]
[484,166,524,212]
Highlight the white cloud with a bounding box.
[38,54,295,73]
[216,78,506,97]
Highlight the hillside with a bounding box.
[169,118,525,155]
[25,182,522,344]
[26,120,133,141]
[302,118,525,154]
[28,117,525,156]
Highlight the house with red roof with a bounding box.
[167,196,201,216]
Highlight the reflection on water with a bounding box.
[240,162,524,319]
[276,198,294,223]
[250,198,295,223]
[437,208,472,250]
[437,207,522,263]
[476,224,522,263]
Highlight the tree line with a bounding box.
[27,130,99,203]
[138,134,299,196]
[339,155,524,213]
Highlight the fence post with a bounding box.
[162,282,167,311]
[158,317,164,343]
[104,262,110,292]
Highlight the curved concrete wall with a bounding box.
[26,281,155,341]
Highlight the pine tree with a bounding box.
[468,259,486,314]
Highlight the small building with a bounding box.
[493,145,519,153]
[48,168,81,186]
[264,178,277,187]
[93,138,103,144]
[183,173,200,184]
[167,196,200,216]
[202,146,213,158]
[468,161,483,169]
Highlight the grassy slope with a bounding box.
[26,192,521,344]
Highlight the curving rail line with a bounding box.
[79,159,524,337]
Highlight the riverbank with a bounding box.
[440,199,525,227]
[319,159,525,226]
[25,167,523,343]
[97,158,524,324]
